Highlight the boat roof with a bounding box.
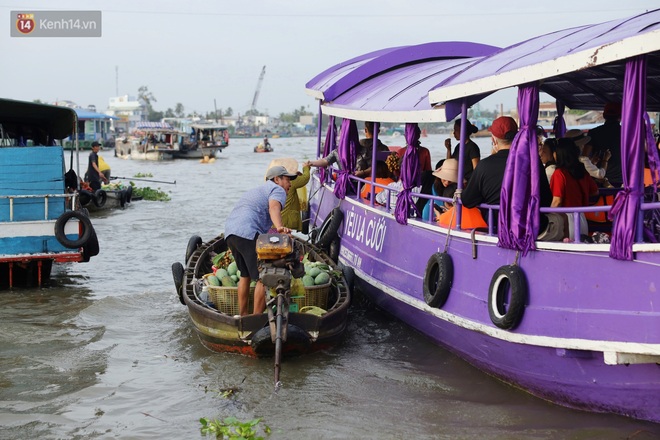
[136,121,174,131]
[0,98,77,139]
[429,9,660,112]
[74,108,119,120]
[305,42,500,123]
[190,123,229,130]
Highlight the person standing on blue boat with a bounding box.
[224,165,296,316]
[86,141,108,191]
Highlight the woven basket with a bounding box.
[203,274,254,315]
[293,282,331,309]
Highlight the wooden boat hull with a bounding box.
[178,234,350,357]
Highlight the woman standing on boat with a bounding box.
[444,119,480,180]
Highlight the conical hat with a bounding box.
[265,158,299,180]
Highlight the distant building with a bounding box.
[106,95,146,133]
[538,102,557,124]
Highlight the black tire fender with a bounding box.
[488,265,527,330]
[328,237,340,262]
[185,235,203,264]
[93,189,107,208]
[119,189,126,208]
[423,252,454,308]
[172,262,185,305]
[314,207,343,249]
[54,210,93,249]
[79,189,93,206]
[82,227,100,262]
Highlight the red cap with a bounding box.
[489,116,518,140]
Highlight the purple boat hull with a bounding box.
[309,177,660,423]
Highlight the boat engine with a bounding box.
[255,233,305,386]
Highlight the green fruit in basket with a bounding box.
[230,274,238,283]
[215,268,229,279]
[207,275,221,286]
[220,275,236,287]
[236,269,241,277]
[314,272,330,285]
[302,275,315,287]
[227,261,238,276]
[250,280,257,287]
[307,267,322,278]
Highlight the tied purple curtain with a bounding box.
[609,56,646,261]
[319,116,336,184]
[334,118,358,200]
[498,83,541,255]
[394,123,422,224]
[643,112,660,191]
[552,100,566,138]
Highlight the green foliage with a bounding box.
[199,417,271,439]
[134,172,153,177]
[130,183,171,201]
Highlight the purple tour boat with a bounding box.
[304,10,660,423]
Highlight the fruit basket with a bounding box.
[292,281,331,309]
[203,273,254,315]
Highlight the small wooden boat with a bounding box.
[80,185,134,213]
[171,234,350,358]
[253,143,273,153]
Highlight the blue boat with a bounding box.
[0,98,100,288]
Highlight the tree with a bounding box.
[164,108,175,118]
[175,103,185,118]
[224,107,233,117]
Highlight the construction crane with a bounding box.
[250,65,266,116]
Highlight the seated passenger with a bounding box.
[375,153,421,209]
[355,121,390,178]
[564,129,612,187]
[430,159,487,229]
[361,160,394,200]
[444,118,481,181]
[462,116,553,231]
[539,138,558,183]
[549,138,599,240]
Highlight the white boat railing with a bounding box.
[0,193,75,222]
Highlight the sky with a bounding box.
[2,1,659,118]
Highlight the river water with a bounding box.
[1,135,658,439]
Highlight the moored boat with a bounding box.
[304,12,660,424]
[171,234,350,358]
[79,183,134,213]
[175,122,230,159]
[0,98,100,288]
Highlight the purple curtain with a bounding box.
[498,83,541,255]
[609,56,647,260]
[644,112,660,191]
[394,123,422,224]
[319,116,336,184]
[552,100,566,138]
[334,118,358,200]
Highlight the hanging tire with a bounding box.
[314,207,343,249]
[185,235,203,263]
[488,265,527,330]
[423,252,454,308]
[79,189,93,206]
[125,185,133,203]
[172,262,185,305]
[328,237,340,262]
[54,210,93,249]
[119,189,127,208]
[93,189,107,208]
[82,227,100,262]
